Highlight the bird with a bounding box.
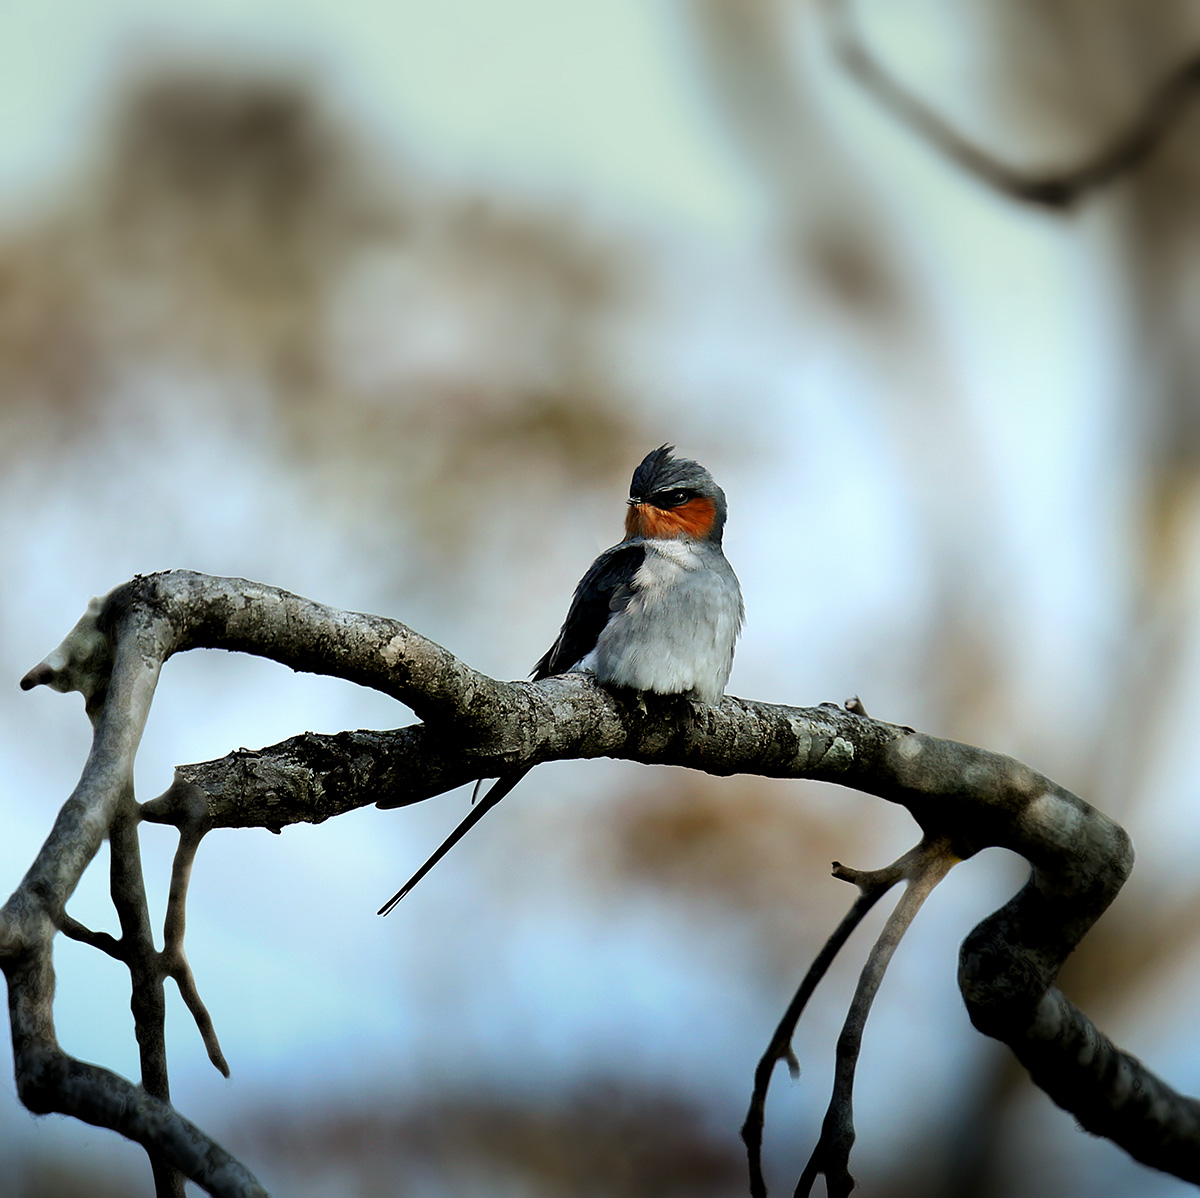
[378,444,743,915]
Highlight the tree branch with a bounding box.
[159,795,229,1078]
[825,0,1200,209]
[797,842,957,1198]
[110,791,184,1198]
[5,570,1193,1194]
[741,841,931,1198]
[56,914,124,960]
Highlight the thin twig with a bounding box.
[56,914,124,961]
[797,843,958,1198]
[741,842,929,1197]
[160,804,230,1077]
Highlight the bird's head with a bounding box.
[624,445,728,544]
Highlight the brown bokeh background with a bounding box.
[3,3,1200,1195]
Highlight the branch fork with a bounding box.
[2,571,1186,1196]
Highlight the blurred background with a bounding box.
[2,1,1200,1195]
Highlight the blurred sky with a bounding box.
[0,0,752,229]
[2,3,1198,1197]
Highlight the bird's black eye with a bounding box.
[654,488,694,508]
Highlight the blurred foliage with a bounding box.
[237,1081,744,1198]
[688,0,908,323]
[0,64,648,556]
[678,3,1200,1195]
[13,1156,149,1198]
[590,772,869,978]
[604,776,842,911]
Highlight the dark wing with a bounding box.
[378,544,645,914]
[532,541,645,680]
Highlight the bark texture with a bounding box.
[4,571,1193,1196]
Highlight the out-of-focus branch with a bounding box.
[826,0,1200,209]
[5,571,1193,1195]
[56,914,123,959]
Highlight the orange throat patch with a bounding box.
[626,497,718,541]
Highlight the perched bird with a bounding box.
[378,445,743,914]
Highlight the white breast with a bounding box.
[585,539,743,704]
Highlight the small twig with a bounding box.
[172,965,230,1078]
[56,915,124,961]
[159,799,229,1077]
[825,0,1200,209]
[742,842,928,1197]
[797,842,958,1198]
[18,592,114,712]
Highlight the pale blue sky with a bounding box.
[0,0,753,229]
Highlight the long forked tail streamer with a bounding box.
[377,768,531,915]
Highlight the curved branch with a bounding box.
[826,0,1200,208]
[13,1039,266,1197]
[962,890,1200,1181]
[5,576,272,1195]
[5,570,1192,1193]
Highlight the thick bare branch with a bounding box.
[5,570,1193,1194]
[961,892,1200,1182]
[112,576,1175,1182]
[12,1038,266,1197]
[141,726,481,832]
[19,571,506,725]
[4,575,272,1195]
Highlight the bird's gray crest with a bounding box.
[630,444,723,503]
